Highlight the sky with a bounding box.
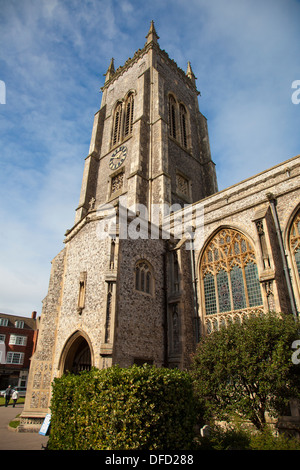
[0,0,300,317]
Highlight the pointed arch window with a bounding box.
[179,104,187,148]
[289,209,300,294]
[169,95,177,139]
[201,228,263,330]
[135,260,154,295]
[124,93,134,137]
[112,102,122,146]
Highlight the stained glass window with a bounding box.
[203,273,217,315]
[201,228,262,319]
[290,210,300,281]
[230,265,246,310]
[245,262,262,307]
[295,250,300,279]
[217,269,231,313]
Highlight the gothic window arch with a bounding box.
[289,208,300,298]
[201,228,263,333]
[124,92,134,137]
[112,101,123,146]
[179,103,188,148]
[168,95,177,139]
[135,260,154,295]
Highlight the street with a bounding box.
[0,403,48,450]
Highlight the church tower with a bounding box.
[75,20,217,225]
[20,22,217,430]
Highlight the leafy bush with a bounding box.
[191,312,300,429]
[47,364,196,450]
[250,426,300,450]
[196,424,300,450]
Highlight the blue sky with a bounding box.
[0,0,300,316]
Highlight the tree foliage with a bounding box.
[191,313,300,429]
[47,364,196,450]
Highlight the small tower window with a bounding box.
[112,102,122,146]
[169,95,177,139]
[124,93,134,137]
[180,104,187,148]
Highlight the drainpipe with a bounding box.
[189,230,200,343]
[266,193,298,322]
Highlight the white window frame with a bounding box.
[6,352,24,365]
[0,318,8,326]
[9,335,27,346]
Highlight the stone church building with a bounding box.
[20,22,300,430]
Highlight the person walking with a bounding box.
[4,385,12,407]
[12,388,19,407]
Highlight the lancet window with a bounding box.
[135,260,154,295]
[179,104,187,148]
[168,94,189,149]
[201,229,263,332]
[124,92,134,137]
[111,92,135,147]
[112,102,123,146]
[169,95,177,139]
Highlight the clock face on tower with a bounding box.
[109,146,127,170]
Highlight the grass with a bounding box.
[0,397,25,406]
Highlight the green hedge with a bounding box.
[47,365,196,450]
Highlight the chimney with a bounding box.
[31,311,37,320]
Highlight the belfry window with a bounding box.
[112,102,122,146]
[169,95,177,139]
[124,93,134,137]
[168,95,189,149]
[179,104,187,148]
[135,260,154,295]
[111,92,135,148]
[201,228,263,332]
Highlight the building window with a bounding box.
[168,95,189,149]
[169,95,177,139]
[135,260,154,295]
[179,104,187,148]
[111,92,135,148]
[77,272,87,314]
[15,321,24,329]
[0,334,5,343]
[0,318,8,327]
[290,209,300,281]
[6,352,24,364]
[112,102,123,146]
[9,335,27,346]
[124,93,134,137]
[201,228,263,332]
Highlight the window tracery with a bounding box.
[135,260,154,295]
[289,209,300,286]
[168,95,189,149]
[111,92,135,148]
[201,228,263,333]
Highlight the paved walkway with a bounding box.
[0,404,49,450]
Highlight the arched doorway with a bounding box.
[61,332,92,375]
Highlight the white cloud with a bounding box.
[0,0,299,315]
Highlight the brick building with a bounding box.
[20,22,300,431]
[0,312,38,391]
